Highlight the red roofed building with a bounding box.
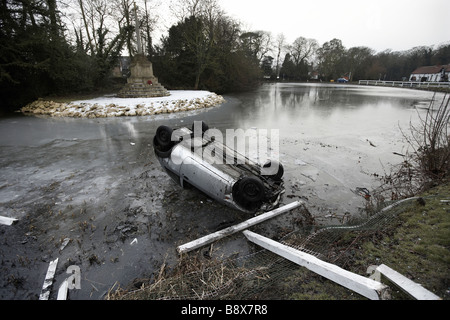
[409,65,450,82]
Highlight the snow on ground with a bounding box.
[21,90,225,118]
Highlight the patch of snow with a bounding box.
[21,90,225,118]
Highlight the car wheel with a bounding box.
[262,160,284,181]
[237,176,265,203]
[153,137,172,158]
[156,125,174,151]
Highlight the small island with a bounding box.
[21,91,225,118]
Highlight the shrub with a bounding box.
[379,94,449,198]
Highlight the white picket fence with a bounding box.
[359,80,450,88]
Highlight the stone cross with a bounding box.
[134,2,142,54]
[118,2,170,98]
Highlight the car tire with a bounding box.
[156,125,174,151]
[236,176,265,205]
[153,136,172,158]
[262,160,284,181]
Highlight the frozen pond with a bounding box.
[0,83,441,299]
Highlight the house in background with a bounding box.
[409,65,450,82]
[309,71,319,81]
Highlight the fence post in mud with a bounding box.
[39,258,59,300]
[177,201,303,254]
[0,216,17,226]
[243,230,390,300]
[56,265,81,300]
[57,280,69,300]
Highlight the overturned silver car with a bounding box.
[153,122,285,213]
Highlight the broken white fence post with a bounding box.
[243,230,389,300]
[57,280,69,300]
[56,265,81,300]
[0,216,18,226]
[39,258,59,300]
[177,201,303,254]
[371,264,441,300]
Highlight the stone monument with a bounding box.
[118,4,169,98]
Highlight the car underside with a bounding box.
[153,122,285,213]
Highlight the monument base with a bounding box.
[118,54,170,98]
[118,77,170,98]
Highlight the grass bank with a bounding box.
[351,182,449,299]
[277,181,449,300]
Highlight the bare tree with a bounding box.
[142,0,160,57]
[240,30,272,64]
[78,0,95,54]
[275,33,286,78]
[316,38,346,80]
[168,0,223,89]
[110,0,134,56]
[75,0,117,55]
[289,36,318,68]
[169,0,218,20]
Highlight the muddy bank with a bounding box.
[0,111,321,300]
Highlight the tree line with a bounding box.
[1,0,449,112]
[1,0,141,111]
[278,38,450,82]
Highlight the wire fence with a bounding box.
[108,198,419,300]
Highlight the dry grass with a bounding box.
[376,94,449,200]
[106,248,271,300]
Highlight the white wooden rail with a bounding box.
[39,258,59,300]
[243,230,389,300]
[370,264,441,300]
[359,80,450,88]
[0,216,17,226]
[177,201,303,254]
[57,280,69,300]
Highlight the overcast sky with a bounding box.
[216,0,450,52]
